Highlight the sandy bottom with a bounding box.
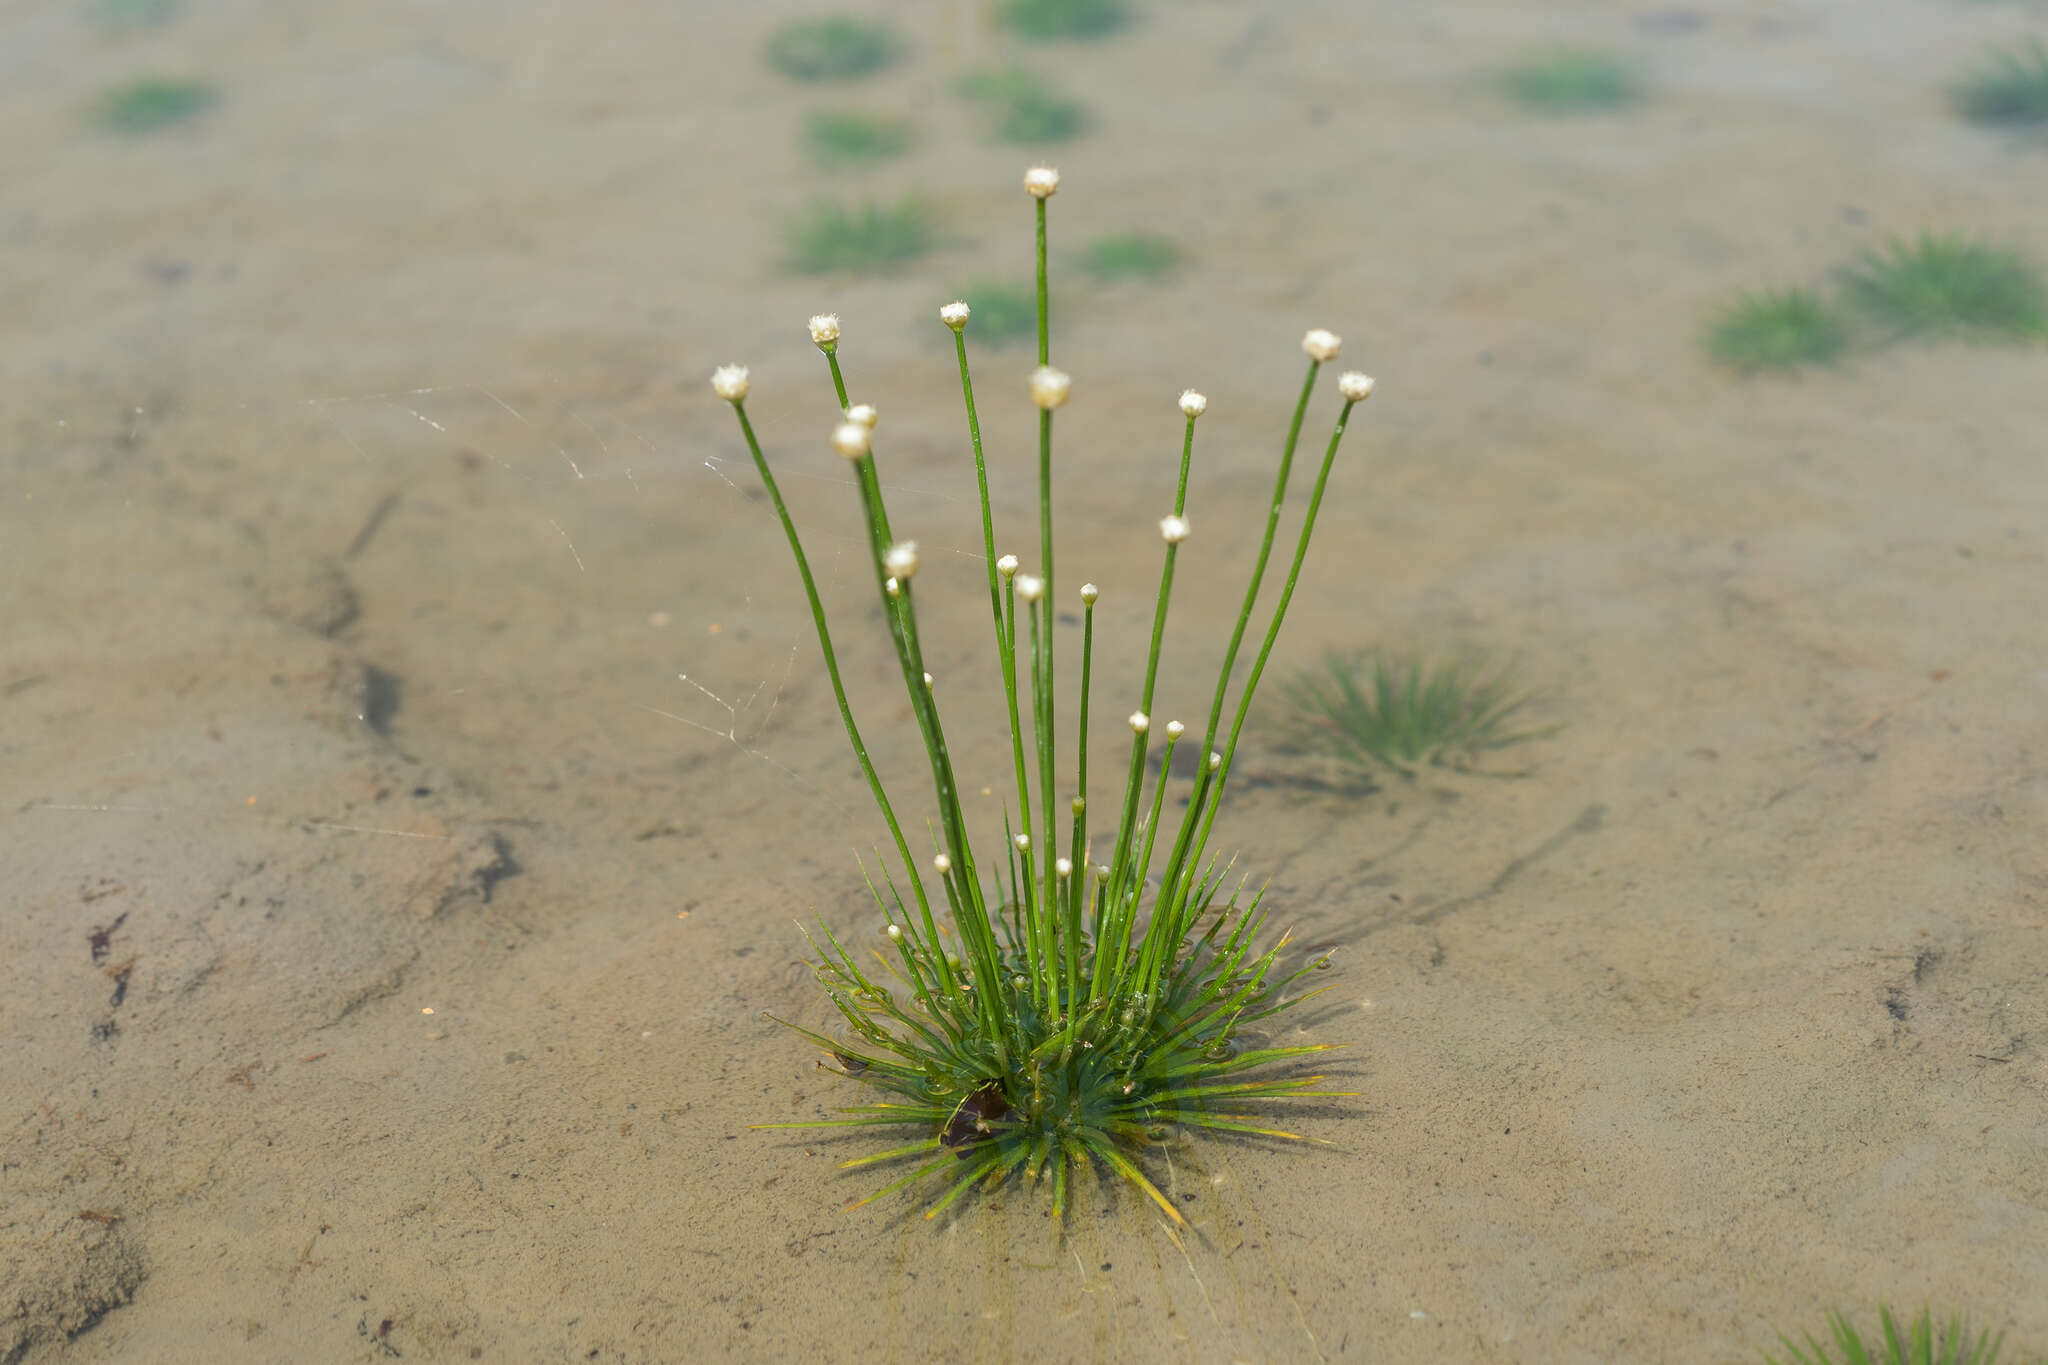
[4,0,2045,1360]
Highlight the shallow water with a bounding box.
[5,0,2046,1361]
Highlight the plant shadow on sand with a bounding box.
[1268,650,1557,794]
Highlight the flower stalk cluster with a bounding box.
[715,167,1374,1225]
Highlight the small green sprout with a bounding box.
[1704,287,1851,374]
[764,17,905,83]
[1500,49,1640,113]
[995,0,1132,41]
[1838,234,2048,344]
[1765,1304,2006,1365]
[946,281,1038,345]
[802,111,915,170]
[1951,40,2048,128]
[94,77,217,134]
[1081,232,1182,283]
[784,198,937,275]
[958,67,1091,144]
[88,0,180,29]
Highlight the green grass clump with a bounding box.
[948,281,1039,345]
[995,0,1131,40]
[1278,652,1552,781]
[803,111,915,169]
[722,168,1372,1225]
[1838,234,2048,343]
[959,68,1091,144]
[1765,1304,2005,1365]
[1500,49,1640,112]
[88,0,179,29]
[1951,41,2048,127]
[764,17,905,83]
[94,76,217,134]
[1081,232,1182,283]
[1705,287,1851,374]
[784,198,936,275]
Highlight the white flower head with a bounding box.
[1078,582,1099,606]
[1014,832,1031,852]
[886,923,903,941]
[940,300,971,331]
[1055,858,1073,878]
[710,364,750,403]
[995,553,1020,579]
[1165,720,1185,740]
[1023,165,1060,199]
[922,671,934,689]
[1128,711,1150,734]
[808,314,840,348]
[933,852,952,874]
[1178,389,1207,419]
[830,420,871,460]
[883,540,919,580]
[1029,366,1071,411]
[1015,573,1045,603]
[1339,371,1376,403]
[1160,514,1191,545]
[1208,751,1223,770]
[1302,328,1342,363]
[883,576,901,598]
[844,402,879,430]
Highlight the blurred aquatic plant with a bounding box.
[88,0,179,29]
[996,0,1132,40]
[946,280,1038,345]
[1082,232,1182,283]
[94,76,216,134]
[1500,49,1640,113]
[959,67,1091,144]
[1951,40,2048,128]
[803,111,915,169]
[784,198,936,275]
[1764,1305,2007,1365]
[1838,234,2048,343]
[1704,287,1851,375]
[1278,651,1553,781]
[764,16,905,82]
[715,167,1373,1224]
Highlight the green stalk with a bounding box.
[1027,595,1057,1010]
[828,343,1008,1047]
[1135,413,1199,708]
[1148,753,1219,943]
[1094,410,1200,992]
[1032,190,1059,1023]
[1066,594,1095,1012]
[999,577,1036,917]
[951,327,1005,652]
[1035,196,1049,367]
[724,399,966,1017]
[1143,391,1359,1003]
[1130,730,1180,911]
[1197,359,1322,759]
[1149,359,1322,937]
[821,346,851,409]
[1188,397,1362,902]
[1090,718,1152,1004]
